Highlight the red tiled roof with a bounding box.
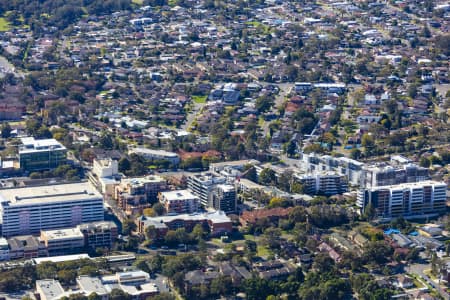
[240,207,293,224]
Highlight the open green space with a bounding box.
[0,18,11,31]
[243,234,257,241]
[192,95,207,104]
[245,21,271,33]
[257,245,272,257]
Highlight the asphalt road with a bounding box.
[182,101,206,131]
[261,82,293,136]
[407,263,450,300]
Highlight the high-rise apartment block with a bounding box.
[187,173,226,207]
[159,190,199,214]
[208,184,237,213]
[301,153,364,186]
[362,163,429,187]
[357,181,447,219]
[115,176,167,216]
[294,172,348,195]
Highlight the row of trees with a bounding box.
[145,223,208,247]
[30,164,81,181]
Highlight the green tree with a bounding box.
[99,132,114,150]
[146,293,176,300]
[191,223,206,241]
[79,265,99,277]
[1,122,12,139]
[259,168,276,185]
[242,165,257,182]
[291,182,305,194]
[57,269,76,285]
[118,157,131,173]
[363,202,377,221]
[87,293,102,300]
[122,218,137,235]
[210,275,232,296]
[164,230,178,247]
[350,148,362,160]
[37,262,57,279]
[152,202,165,216]
[313,252,335,273]
[262,227,282,249]
[175,228,189,245]
[255,95,274,113]
[145,225,158,242]
[361,133,375,156]
[363,241,393,266]
[285,140,297,157]
[243,277,275,300]
[110,288,132,300]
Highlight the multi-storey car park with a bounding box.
[0,182,104,237]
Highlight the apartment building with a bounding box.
[187,172,227,206]
[159,190,199,214]
[92,158,118,178]
[0,237,9,261]
[128,147,180,165]
[0,182,104,237]
[209,159,260,179]
[115,176,167,216]
[301,153,364,186]
[357,181,447,219]
[294,172,348,196]
[138,210,232,237]
[89,158,121,197]
[208,184,237,213]
[77,221,118,249]
[18,137,67,171]
[363,163,429,187]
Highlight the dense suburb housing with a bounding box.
[0,182,104,237]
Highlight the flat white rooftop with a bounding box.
[121,175,165,186]
[41,228,84,240]
[36,279,65,300]
[77,276,109,295]
[368,180,447,190]
[160,189,198,201]
[216,184,235,192]
[0,182,102,206]
[19,137,66,154]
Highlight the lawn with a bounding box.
[246,21,262,27]
[257,245,272,257]
[244,234,258,241]
[245,21,271,34]
[192,95,207,104]
[258,116,265,127]
[411,276,425,289]
[0,18,10,32]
